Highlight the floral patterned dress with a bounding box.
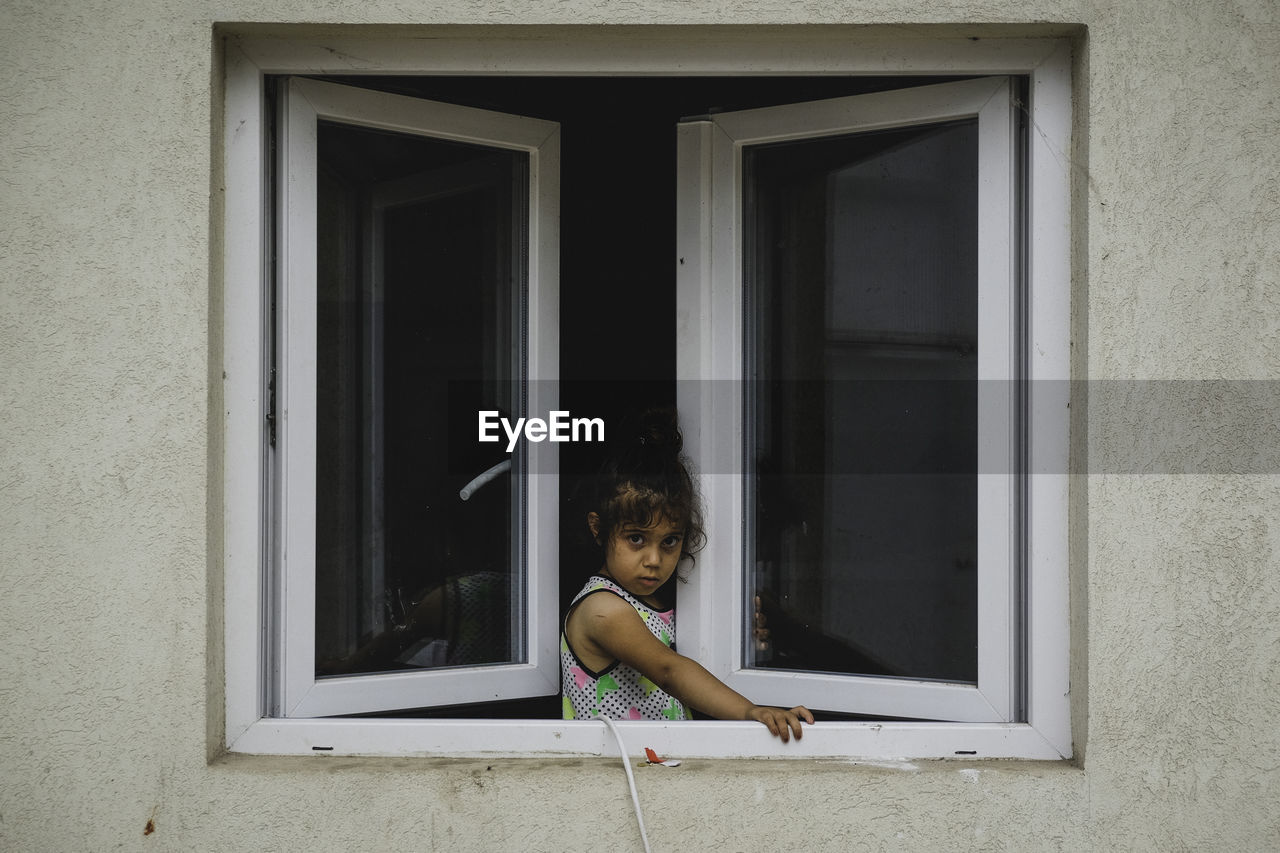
[561,575,690,721]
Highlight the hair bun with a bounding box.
[632,407,683,455]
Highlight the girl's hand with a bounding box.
[752,595,770,652]
[745,705,815,742]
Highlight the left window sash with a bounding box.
[272,78,561,718]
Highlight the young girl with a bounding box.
[561,410,813,741]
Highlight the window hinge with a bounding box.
[266,367,277,447]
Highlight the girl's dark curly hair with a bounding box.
[585,408,706,567]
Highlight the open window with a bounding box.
[223,33,1071,758]
[273,79,560,717]
[676,78,1023,723]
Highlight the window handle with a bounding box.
[459,459,512,501]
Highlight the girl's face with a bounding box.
[589,512,685,602]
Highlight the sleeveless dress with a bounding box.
[560,575,690,721]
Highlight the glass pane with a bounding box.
[745,119,979,684]
[314,121,527,678]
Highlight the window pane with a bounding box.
[314,121,527,678]
[745,119,979,684]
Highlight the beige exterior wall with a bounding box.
[2,1,1278,850]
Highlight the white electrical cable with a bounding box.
[596,714,653,853]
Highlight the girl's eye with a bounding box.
[627,533,645,545]
[663,536,683,548]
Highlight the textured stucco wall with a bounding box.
[2,1,1278,850]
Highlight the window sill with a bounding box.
[229,717,1070,760]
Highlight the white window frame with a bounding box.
[675,77,1019,723]
[222,30,1072,760]
[273,78,561,718]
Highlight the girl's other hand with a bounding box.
[745,705,814,742]
[752,595,770,652]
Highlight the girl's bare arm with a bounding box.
[575,592,813,741]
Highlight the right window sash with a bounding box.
[677,77,1020,723]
